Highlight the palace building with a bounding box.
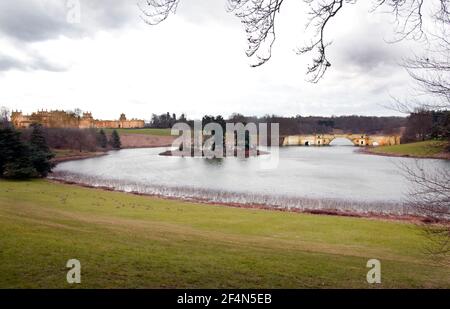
[11,110,145,129]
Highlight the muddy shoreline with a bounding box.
[46,177,439,224]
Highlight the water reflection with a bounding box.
[202,158,224,167]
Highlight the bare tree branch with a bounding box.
[140,0,449,82]
[399,160,450,264]
[139,0,180,25]
[295,0,347,82]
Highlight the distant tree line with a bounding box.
[402,110,450,143]
[147,112,405,136]
[20,128,121,152]
[147,112,187,128]
[198,113,406,136]
[146,111,448,146]
[247,114,406,136]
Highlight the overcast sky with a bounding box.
[0,0,429,120]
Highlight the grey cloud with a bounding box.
[88,1,141,29]
[29,54,67,72]
[336,41,400,73]
[0,1,78,42]
[0,53,67,72]
[0,0,235,44]
[329,12,410,76]
[0,54,27,71]
[0,0,138,43]
[175,0,237,25]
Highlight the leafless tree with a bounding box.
[140,0,450,261]
[385,1,449,257]
[382,1,450,262]
[21,128,100,152]
[392,2,450,113]
[401,160,450,264]
[140,0,449,82]
[0,106,10,128]
[73,108,83,118]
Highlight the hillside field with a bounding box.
[0,180,449,288]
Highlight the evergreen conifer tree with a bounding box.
[97,129,108,148]
[29,124,55,177]
[0,127,37,178]
[109,130,121,149]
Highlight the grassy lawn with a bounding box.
[101,128,172,136]
[0,179,449,288]
[53,149,103,159]
[53,149,81,158]
[370,140,449,158]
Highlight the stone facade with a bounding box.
[11,110,145,129]
[282,134,401,146]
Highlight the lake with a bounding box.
[51,143,450,215]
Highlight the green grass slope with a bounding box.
[370,140,448,158]
[0,180,449,288]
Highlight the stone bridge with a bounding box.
[282,134,401,146]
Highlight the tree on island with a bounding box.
[202,115,227,152]
[109,130,121,149]
[149,112,180,128]
[97,129,108,149]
